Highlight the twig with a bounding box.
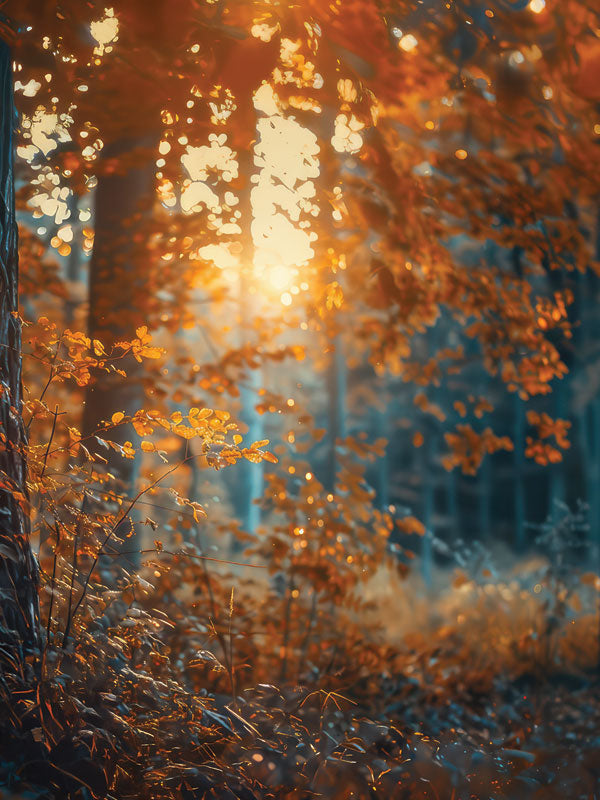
[40,404,59,480]
[62,494,88,644]
[98,547,266,569]
[45,520,60,641]
[195,524,234,679]
[228,586,236,703]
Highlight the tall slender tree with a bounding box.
[0,40,39,659]
[81,138,157,495]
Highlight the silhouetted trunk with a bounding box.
[64,192,83,325]
[445,468,458,540]
[592,207,600,546]
[82,140,155,493]
[374,385,389,509]
[0,41,40,658]
[477,375,492,540]
[326,334,347,492]
[548,379,567,514]
[514,393,526,550]
[591,398,600,544]
[478,455,491,540]
[420,432,434,589]
[81,139,155,564]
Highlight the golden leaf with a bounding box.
[172,424,196,439]
[139,345,163,359]
[122,441,136,459]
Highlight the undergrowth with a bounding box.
[2,438,599,800]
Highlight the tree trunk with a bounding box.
[80,139,156,567]
[239,358,264,533]
[420,430,434,589]
[514,392,526,551]
[548,378,567,515]
[326,334,347,492]
[0,41,40,658]
[236,149,263,536]
[374,383,389,510]
[82,141,155,486]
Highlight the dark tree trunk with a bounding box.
[0,41,40,658]
[374,385,389,510]
[82,140,155,492]
[80,140,156,568]
[514,392,526,551]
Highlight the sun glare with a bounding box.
[168,80,319,304]
[90,8,119,56]
[251,107,320,294]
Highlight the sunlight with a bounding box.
[528,0,546,12]
[171,79,319,306]
[250,88,320,302]
[90,8,119,56]
[180,136,239,213]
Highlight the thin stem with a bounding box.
[45,520,60,641]
[196,527,233,678]
[279,569,295,683]
[228,587,236,702]
[39,404,59,480]
[62,494,87,644]
[66,455,196,635]
[98,546,266,570]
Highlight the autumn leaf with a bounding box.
[396,515,425,536]
[122,441,136,459]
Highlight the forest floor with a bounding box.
[218,557,600,798]
[3,556,599,799]
[223,663,600,798]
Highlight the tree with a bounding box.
[0,40,39,659]
[80,139,157,522]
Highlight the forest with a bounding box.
[1,0,600,797]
